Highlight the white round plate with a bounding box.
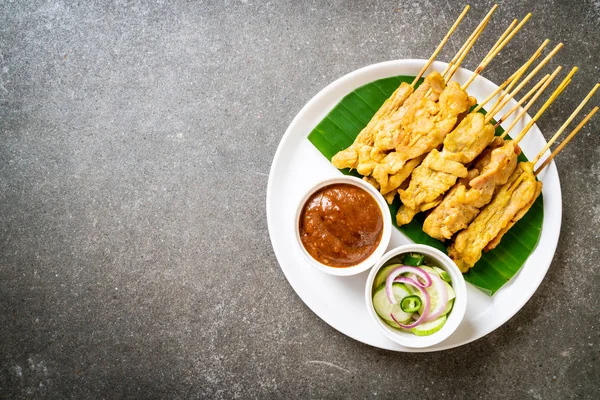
[266,60,562,352]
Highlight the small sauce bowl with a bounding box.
[295,176,392,276]
[365,244,467,348]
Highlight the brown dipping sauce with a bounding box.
[299,183,384,268]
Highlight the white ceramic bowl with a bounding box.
[295,175,392,277]
[365,244,467,348]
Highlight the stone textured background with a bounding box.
[1,0,599,398]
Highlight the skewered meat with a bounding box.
[422,137,520,240]
[378,155,426,197]
[395,81,475,161]
[331,72,444,172]
[357,72,447,177]
[447,161,542,272]
[371,80,475,197]
[484,169,542,251]
[332,71,475,200]
[396,112,496,225]
[331,82,414,171]
[374,73,446,151]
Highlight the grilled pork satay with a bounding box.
[377,155,426,199]
[395,82,475,161]
[331,82,415,171]
[357,73,449,177]
[333,71,448,177]
[422,137,520,240]
[396,58,567,227]
[447,83,598,273]
[374,72,447,152]
[384,82,474,169]
[378,77,518,199]
[396,112,496,225]
[374,16,528,197]
[485,173,542,251]
[331,3,471,174]
[338,71,473,187]
[421,67,571,238]
[373,79,474,194]
[334,6,498,194]
[448,162,541,272]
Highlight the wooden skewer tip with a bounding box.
[484,40,552,116]
[535,106,599,174]
[532,83,600,164]
[411,5,471,86]
[503,66,563,141]
[444,4,498,81]
[495,74,551,127]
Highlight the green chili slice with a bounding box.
[400,295,422,313]
[402,253,425,267]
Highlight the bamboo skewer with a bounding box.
[411,33,556,149]
[494,74,550,127]
[487,19,518,58]
[480,13,531,66]
[411,5,470,87]
[459,18,518,89]
[473,67,528,112]
[488,39,550,114]
[508,173,526,194]
[482,68,553,133]
[475,38,553,114]
[443,4,499,81]
[499,67,562,138]
[485,39,550,118]
[534,107,599,175]
[513,67,578,145]
[511,72,571,144]
[532,83,600,164]
[468,37,547,114]
[407,13,523,149]
[445,19,491,82]
[462,14,532,90]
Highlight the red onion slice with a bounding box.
[385,266,432,304]
[389,277,431,329]
[423,273,449,321]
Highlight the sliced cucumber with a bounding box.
[410,315,448,336]
[373,264,400,289]
[373,285,394,321]
[432,266,452,283]
[419,265,451,284]
[403,281,420,296]
[372,283,412,323]
[445,280,456,301]
[390,304,412,324]
[441,299,454,316]
[418,265,436,275]
[418,276,456,315]
[391,283,412,302]
[390,284,413,323]
[382,318,411,332]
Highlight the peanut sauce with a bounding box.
[299,183,383,268]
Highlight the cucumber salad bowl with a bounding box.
[365,244,467,348]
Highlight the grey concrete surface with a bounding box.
[1,0,599,398]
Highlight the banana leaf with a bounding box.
[307,75,543,296]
